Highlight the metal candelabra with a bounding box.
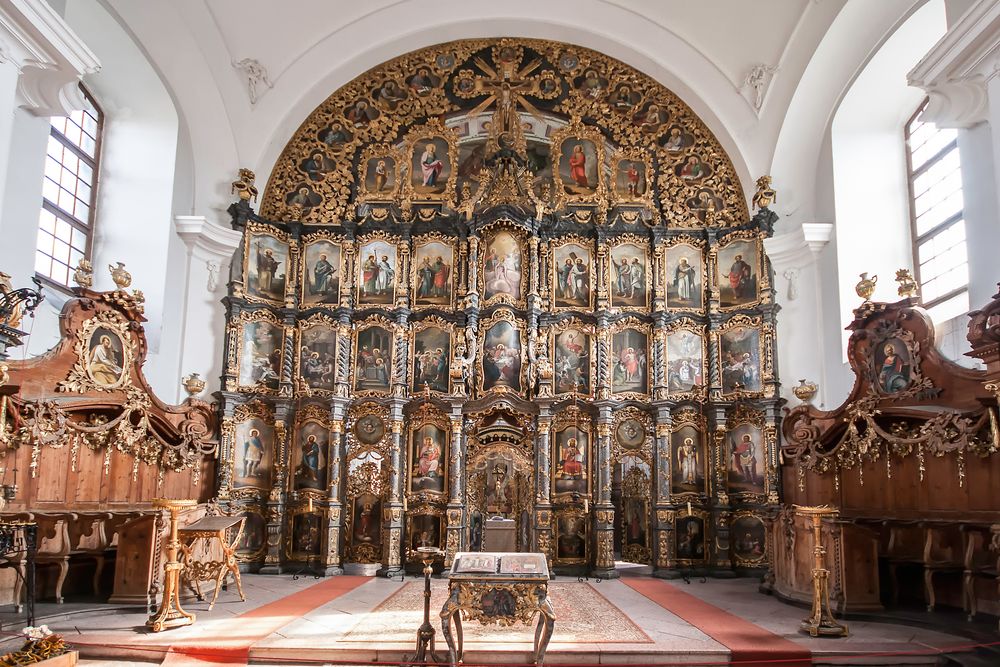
[404,546,444,665]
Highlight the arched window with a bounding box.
[34,87,103,289]
[905,99,969,322]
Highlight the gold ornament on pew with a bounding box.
[182,373,206,397]
[792,379,818,404]
[72,259,93,289]
[752,175,776,210]
[855,272,877,302]
[895,268,919,299]
[232,168,258,203]
[108,262,132,289]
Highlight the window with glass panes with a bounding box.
[905,100,969,323]
[35,88,102,289]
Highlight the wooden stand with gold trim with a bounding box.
[147,498,198,632]
[795,505,849,637]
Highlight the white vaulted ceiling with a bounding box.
[96,0,926,224]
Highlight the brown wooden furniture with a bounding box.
[178,515,246,610]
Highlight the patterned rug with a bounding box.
[342,581,651,644]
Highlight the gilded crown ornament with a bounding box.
[752,175,776,210]
[895,268,919,299]
[855,272,877,302]
[108,262,132,289]
[182,373,206,396]
[232,168,258,202]
[73,259,93,288]
[792,379,818,403]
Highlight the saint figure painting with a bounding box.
[482,321,522,392]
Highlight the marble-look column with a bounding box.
[591,403,618,579]
[652,404,673,578]
[380,400,406,577]
[261,402,292,574]
[534,402,554,568]
[445,402,466,567]
[322,399,348,575]
[709,405,734,573]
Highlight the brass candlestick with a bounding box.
[147,498,198,632]
[404,546,444,666]
[794,505,848,637]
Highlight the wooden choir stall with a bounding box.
[774,281,1000,625]
[0,263,218,612]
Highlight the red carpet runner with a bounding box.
[160,575,370,666]
[623,578,812,667]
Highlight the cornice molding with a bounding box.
[907,0,1000,128]
[0,0,101,116]
[174,215,242,259]
[763,221,833,269]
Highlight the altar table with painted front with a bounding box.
[440,552,554,667]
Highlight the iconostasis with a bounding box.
[218,38,780,577]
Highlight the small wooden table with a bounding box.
[440,552,554,667]
[178,515,246,610]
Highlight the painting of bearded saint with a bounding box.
[717,240,758,308]
[665,244,702,309]
[482,321,522,392]
[413,241,453,306]
[483,231,522,301]
[247,234,288,302]
[720,326,762,395]
[560,139,598,195]
[671,425,704,495]
[239,321,282,390]
[87,327,125,387]
[554,329,591,395]
[553,243,592,309]
[302,240,341,306]
[728,424,764,495]
[666,329,704,396]
[410,424,446,493]
[411,137,450,195]
[610,244,648,308]
[355,326,393,393]
[294,422,327,491]
[612,329,648,395]
[357,240,397,305]
[412,326,450,393]
[554,427,588,495]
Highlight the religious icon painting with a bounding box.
[353,324,394,394]
[237,319,283,392]
[85,325,127,389]
[573,67,608,99]
[551,241,593,310]
[555,512,588,563]
[719,325,762,396]
[553,327,592,396]
[621,495,649,557]
[611,156,651,206]
[665,243,704,310]
[409,423,447,494]
[732,515,767,565]
[553,425,589,496]
[670,424,706,496]
[358,146,401,203]
[351,493,382,546]
[612,327,649,396]
[481,317,523,393]
[299,321,337,393]
[234,417,273,489]
[872,337,913,395]
[408,514,443,553]
[298,150,336,182]
[407,66,442,96]
[236,510,266,558]
[727,422,765,496]
[284,183,322,213]
[293,421,328,491]
[662,125,692,152]
[686,189,725,224]
[552,121,607,206]
[608,82,641,114]
[245,231,290,303]
[411,237,454,308]
[609,242,649,309]
[631,101,669,135]
[372,78,408,110]
[412,325,451,394]
[316,122,353,152]
[301,237,341,306]
[481,229,524,305]
[666,328,705,398]
[356,238,398,305]
[716,237,760,309]
[676,154,711,181]
[675,515,706,562]
[344,98,379,128]
[291,512,322,558]
[404,121,457,204]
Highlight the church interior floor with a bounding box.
[2,572,993,666]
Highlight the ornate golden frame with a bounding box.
[478,221,529,310]
[551,115,608,210]
[285,507,325,562]
[549,317,595,398]
[401,118,460,207]
[550,406,593,501]
[291,403,331,497]
[663,234,707,313]
[664,318,708,402]
[609,148,654,208]
[356,143,404,205]
[405,511,445,562]
[713,314,773,400]
[232,309,285,396]
[344,402,391,564]
[730,510,769,567]
[406,402,450,502]
[609,317,651,400]
[411,315,454,395]
[355,230,401,307]
[241,223,295,307]
[723,403,769,504]
[233,505,268,563]
[477,308,529,398]
[610,407,653,465]
[296,313,339,397]
[231,401,276,492]
[673,507,710,566]
[410,232,457,310]
[351,315,397,398]
[58,310,135,394]
[668,408,709,502]
[608,234,651,312]
[553,507,589,565]
[548,234,595,312]
[299,230,344,307]
[714,232,764,312]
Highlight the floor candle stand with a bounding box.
[795,505,849,637]
[404,546,444,666]
[147,498,198,632]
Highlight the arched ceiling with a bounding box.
[95,0,922,224]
